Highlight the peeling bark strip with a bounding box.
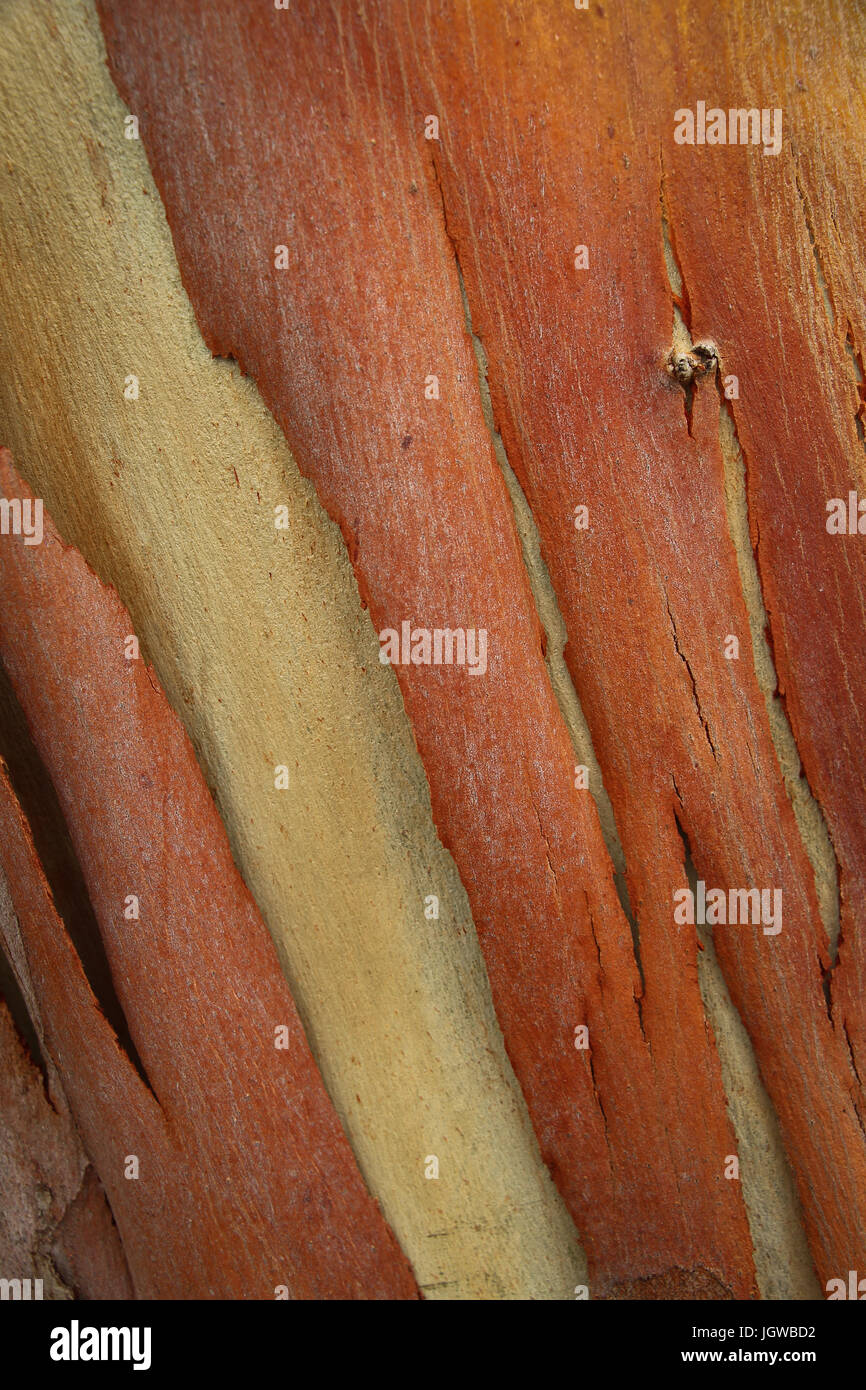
[0,451,418,1300]
[96,1,761,1296]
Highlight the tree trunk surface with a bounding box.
[1,0,863,1301]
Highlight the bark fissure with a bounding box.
[844,321,866,454]
[714,377,842,962]
[659,157,691,328]
[664,594,717,760]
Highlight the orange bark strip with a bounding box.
[0,449,418,1300]
[416,2,866,1284]
[96,1,758,1295]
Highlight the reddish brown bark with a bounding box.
[416,2,866,1286]
[0,449,418,1300]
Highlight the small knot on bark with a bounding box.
[666,340,719,385]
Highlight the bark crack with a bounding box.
[713,374,841,962]
[844,319,866,456]
[659,153,700,436]
[664,593,717,760]
[658,154,691,329]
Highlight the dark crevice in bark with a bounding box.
[844,320,866,453]
[0,656,156,1099]
[0,939,48,1089]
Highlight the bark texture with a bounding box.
[2,0,862,1300]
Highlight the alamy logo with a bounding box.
[826,1270,866,1299]
[379,621,488,676]
[0,1277,43,1300]
[0,496,43,545]
[673,881,782,935]
[50,1320,152,1371]
[826,492,866,534]
[674,102,782,157]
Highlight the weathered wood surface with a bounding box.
[0,450,418,1299]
